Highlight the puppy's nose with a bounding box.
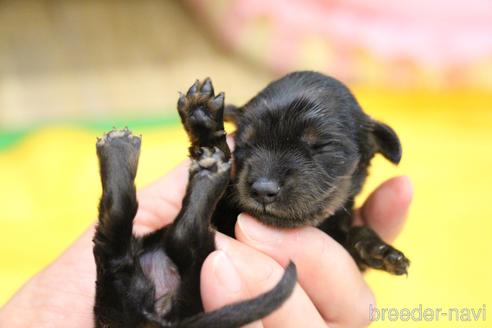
[251,178,280,204]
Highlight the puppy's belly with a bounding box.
[139,249,181,315]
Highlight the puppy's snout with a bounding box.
[250,178,280,204]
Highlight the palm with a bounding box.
[0,159,412,328]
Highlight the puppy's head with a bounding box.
[229,91,401,228]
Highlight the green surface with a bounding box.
[0,112,180,151]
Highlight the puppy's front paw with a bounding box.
[355,241,410,275]
[177,78,225,145]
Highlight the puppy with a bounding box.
[214,71,409,275]
[93,79,296,327]
[93,71,409,327]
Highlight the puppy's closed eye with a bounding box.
[310,141,339,152]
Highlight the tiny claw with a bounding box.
[187,79,200,97]
[210,92,224,111]
[376,244,387,254]
[177,92,186,109]
[201,77,214,96]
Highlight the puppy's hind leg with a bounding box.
[169,77,232,269]
[93,129,143,327]
[165,151,297,328]
[94,128,141,266]
[165,79,297,328]
[161,78,232,319]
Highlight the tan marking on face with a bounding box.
[322,158,360,216]
[301,126,320,145]
[239,124,256,144]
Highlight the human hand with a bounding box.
[0,158,412,328]
[200,176,412,328]
[0,161,191,328]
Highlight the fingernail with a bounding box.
[213,251,242,293]
[237,213,284,244]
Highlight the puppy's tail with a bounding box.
[180,261,296,328]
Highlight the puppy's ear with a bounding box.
[370,120,402,164]
[224,104,243,125]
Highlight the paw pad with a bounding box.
[190,147,230,175]
[96,128,141,150]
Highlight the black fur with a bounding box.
[215,71,409,274]
[93,78,296,328]
[93,71,409,327]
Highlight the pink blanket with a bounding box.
[186,0,492,88]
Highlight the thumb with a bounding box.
[200,250,263,328]
[354,175,413,242]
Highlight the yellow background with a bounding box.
[1,88,491,327]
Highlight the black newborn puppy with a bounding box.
[92,79,296,327]
[92,71,409,327]
[215,71,409,275]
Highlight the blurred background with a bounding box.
[0,0,491,327]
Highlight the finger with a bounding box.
[209,232,327,328]
[226,133,235,150]
[0,226,97,327]
[201,251,264,328]
[133,159,190,234]
[354,176,413,242]
[236,214,374,327]
[133,134,236,235]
